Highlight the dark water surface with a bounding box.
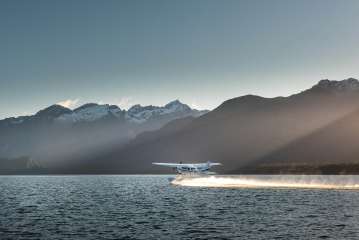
[1,175,359,239]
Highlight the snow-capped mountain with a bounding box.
[0,100,208,165]
[53,100,206,124]
[55,104,123,123]
[1,100,207,126]
[4,78,359,174]
[125,100,204,123]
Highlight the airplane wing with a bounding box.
[152,162,183,168]
[209,162,222,166]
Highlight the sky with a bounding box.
[1,0,359,119]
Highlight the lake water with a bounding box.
[1,175,359,239]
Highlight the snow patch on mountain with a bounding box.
[56,104,122,123]
[125,100,194,123]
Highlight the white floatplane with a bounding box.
[152,161,221,175]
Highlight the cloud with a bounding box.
[57,99,80,109]
[21,111,32,116]
[117,97,135,110]
[189,99,202,110]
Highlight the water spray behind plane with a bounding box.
[171,175,359,189]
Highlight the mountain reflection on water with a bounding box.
[1,175,359,239]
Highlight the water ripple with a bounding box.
[1,175,359,239]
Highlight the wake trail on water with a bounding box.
[171,175,359,189]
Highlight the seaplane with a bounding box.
[152,161,221,175]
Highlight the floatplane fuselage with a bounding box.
[152,161,221,175]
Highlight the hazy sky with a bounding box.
[1,0,359,119]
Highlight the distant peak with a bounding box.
[218,94,266,109]
[240,94,264,100]
[165,100,191,111]
[129,104,142,110]
[128,104,144,113]
[169,99,181,104]
[109,105,121,110]
[38,104,70,111]
[165,99,183,107]
[73,103,100,112]
[313,78,359,91]
[35,104,72,118]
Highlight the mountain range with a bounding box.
[0,100,207,173]
[2,78,359,174]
